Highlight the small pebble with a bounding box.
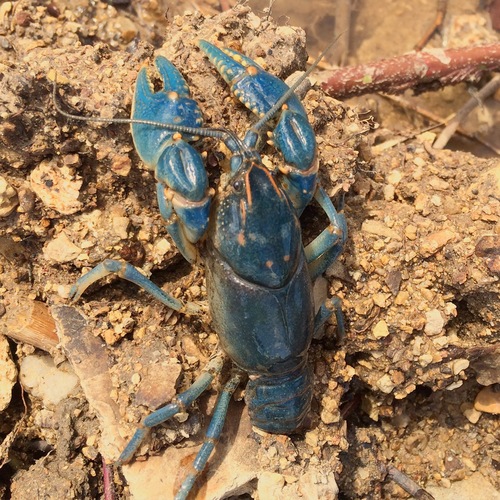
[376,374,395,394]
[414,193,429,214]
[452,358,469,375]
[372,320,389,339]
[419,354,433,367]
[257,472,285,500]
[0,335,17,411]
[424,309,445,336]
[412,157,426,168]
[30,160,82,214]
[383,184,395,201]
[387,169,402,184]
[43,232,81,263]
[112,216,130,239]
[429,177,450,190]
[373,293,390,308]
[20,355,80,406]
[17,187,35,213]
[419,229,456,257]
[152,238,172,262]
[404,225,418,240]
[446,380,463,390]
[305,429,319,447]
[111,154,132,176]
[474,385,500,414]
[82,445,99,460]
[361,219,401,240]
[267,446,277,458]
[0,176,18,217]
[394,290,409,305]
[430,194,442,206]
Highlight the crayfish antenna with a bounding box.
[51,71,134,127]
[50,70,249,156]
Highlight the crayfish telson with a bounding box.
[58,39,347,499]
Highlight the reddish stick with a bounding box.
[320,43,500,98]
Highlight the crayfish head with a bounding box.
[210,160,301,288]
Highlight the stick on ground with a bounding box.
[320,43,500,99]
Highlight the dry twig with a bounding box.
[381,94,500,155]
[102,456,116,500]
[415,0,448,51]
[379,463,435,500]
[219,0,232,11]
[320,43,500,99]
[330,0,352,66]
[433,75,500,149]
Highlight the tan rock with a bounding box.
[0,176,18,217]
[419,229,456,257]
[361,219,401,240]
[372,320,390,339]
[43,232,81,263]
[474,385,500,414]
[0,335,17,411]
[30,159,82,215]
[258,472,285,500]
[424,309,445,336]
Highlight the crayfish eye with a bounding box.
[233,179,244,193]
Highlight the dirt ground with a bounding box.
[0,1,499,499]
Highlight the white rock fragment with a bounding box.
[305,429,319,448]
[451,358,469,375]
[461,402,482,424]
[373,293,390,308]
[0,176,18,217]
[30,159,83,214]
[446,380,463,390]
[419,229,456,257]
[20,354,80,406]
[258,472,285,500]
[372,320,389,339]
[112,215,130,239]
[419,354,433,367]
[0,335,17,411]
[412,157,426,168]
[424,309,445,336]
[426,472,500,500]
[298,470,339,500]
[376,374,395,394]
[383,184,395,201]
[429,177,450,191]
[151,237,172,263]
[247,11,261,29]
[362,219,401,240]
[43,231,82,263]
[387,169,403,185]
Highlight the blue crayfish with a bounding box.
[58,40,347,499]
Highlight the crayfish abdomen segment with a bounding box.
[246,364,313,434]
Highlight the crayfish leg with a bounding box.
[174,372,242,500]
[69,259,199,315]
[116,353,225,466]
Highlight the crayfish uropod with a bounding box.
[65,40,347,499]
